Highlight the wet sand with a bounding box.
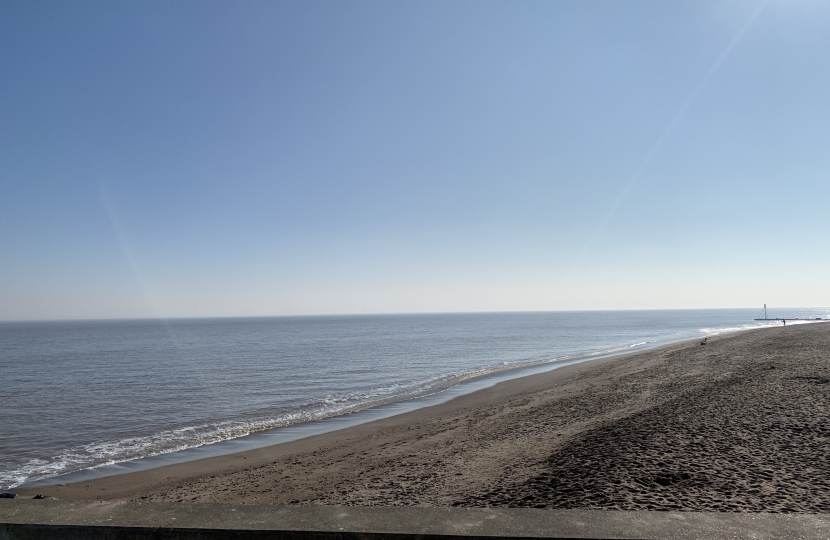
[19,322,830,511]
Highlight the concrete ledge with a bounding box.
[3,500,830,540]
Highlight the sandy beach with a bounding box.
[18,322,830,512]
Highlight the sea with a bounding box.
[2,308,828,491]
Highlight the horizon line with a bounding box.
[2,306,824,324]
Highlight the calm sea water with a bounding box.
[2,308,827,490]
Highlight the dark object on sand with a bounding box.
[0,492,18,499]
[789,376,830,385]
[32,494,45,499]
[700,337,707,346]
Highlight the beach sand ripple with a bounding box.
[461,325,830,512]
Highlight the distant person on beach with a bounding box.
[783,319,786,326]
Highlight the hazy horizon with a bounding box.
[2,306,820,325]
[3,0,829,321]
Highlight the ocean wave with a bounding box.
[700,318,825,336]
[1,338,658,489]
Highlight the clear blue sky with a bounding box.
[2,0,829,320]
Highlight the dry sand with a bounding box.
[19,322,830,512]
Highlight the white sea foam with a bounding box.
[1,338,659,489]
[700,318,824,336]
[5,311,826,490]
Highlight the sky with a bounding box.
[1,0,829,321]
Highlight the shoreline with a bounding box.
[19,322,830,511]
[17,333,686,490]
[3,312,801,492]
[17,333,702,499]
